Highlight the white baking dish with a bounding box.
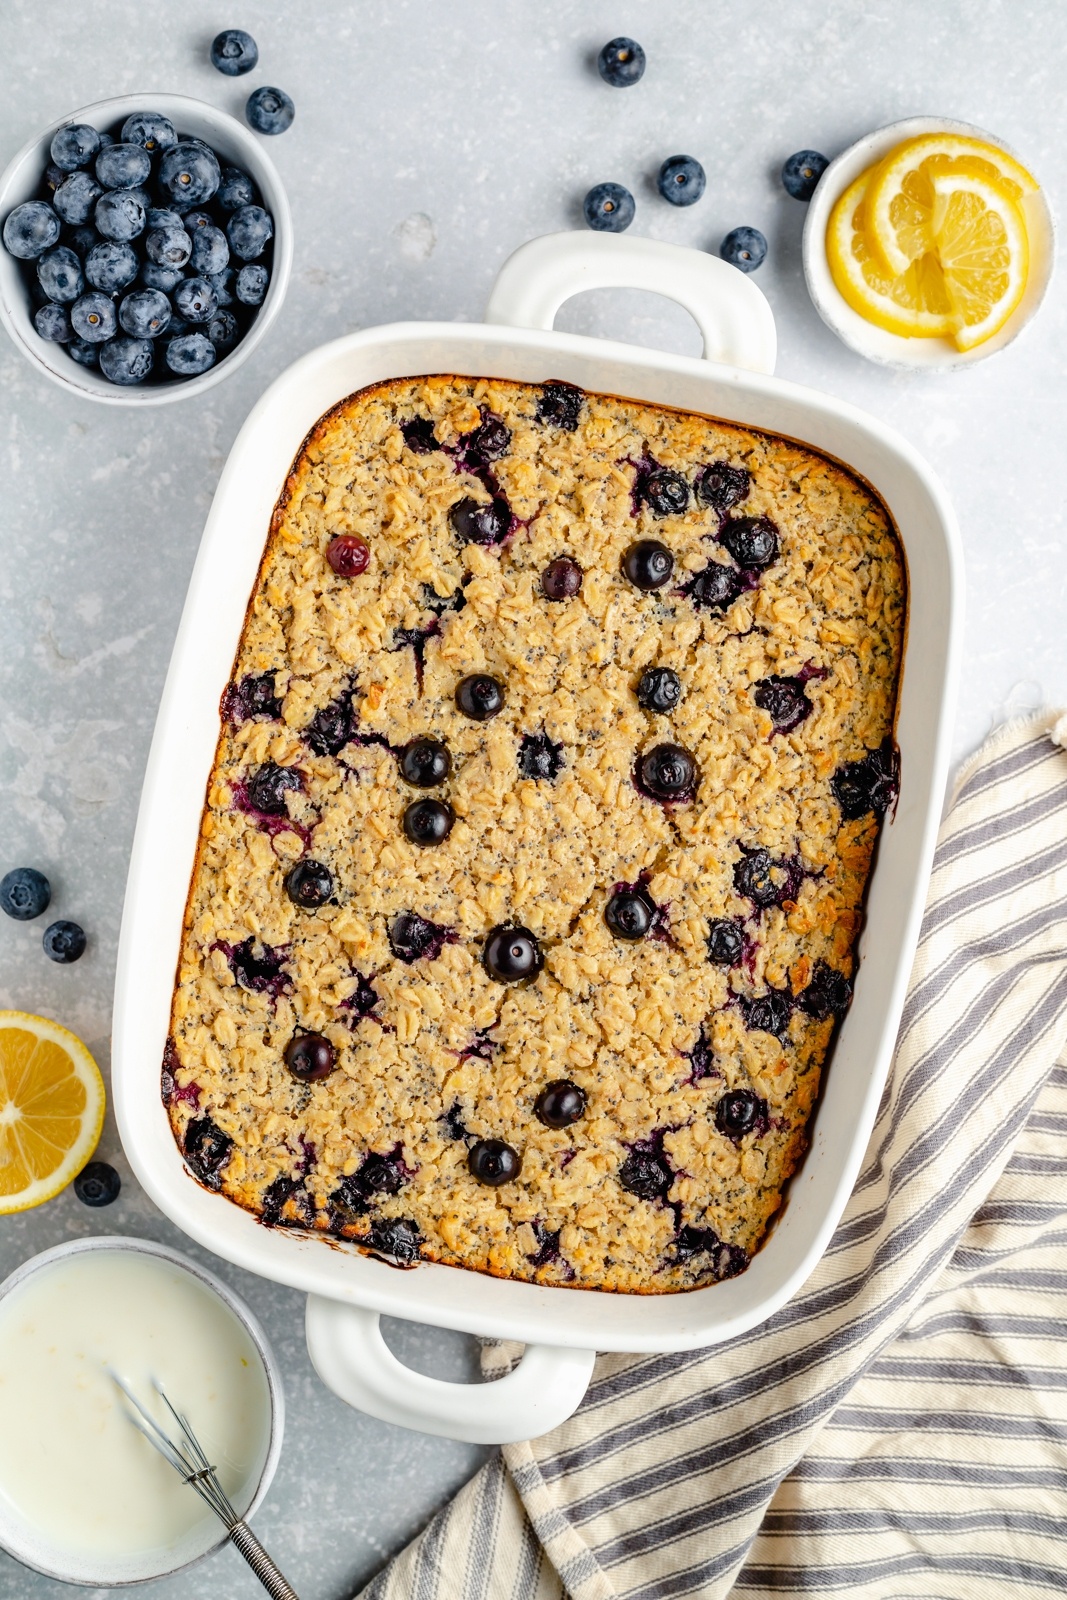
[113,230,962,1444]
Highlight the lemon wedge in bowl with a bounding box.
[930,168,1030,350]
[826,166,954,339]
[0,1010,105,1213]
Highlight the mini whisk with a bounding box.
[111,1373,299,1600]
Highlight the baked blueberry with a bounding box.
[70,291,116,342]
[284,1032,336,1082]
[715,1088,766,1138]
[183,1117,232,1186]
[584,182,635,232]
[34,304,70,341]
[449,496,510,545]
[400,416,439,453]
[305,691,355,756]
[694,460,751,514]
[483,925,542,982]
[0,867,50,920]
[517,732,565,781]
[605,886,654,940]
[399,737,451,787]
[94,189,146,243]
[74,1160,121,1207]
[175,276,217,323]
[597,36,646,86]
[159,142,221,206]
[326,534,371,576]
[95,142,151,191]
[220,936,291,998]
[832,740,900,820]
[246,761,302,815]
[457,410,511,468]
[721,226,767,272]
[165,333,216,376]
[535,1079,586,1128]
[246,87,295,135]
[236,263,269,304]
[622,539,674,591]
[42,920,86,963]
[640,466,689,517]
[388,911,453,964]
[753,675,812,733]
[636,742,697,803]
[636,665,681,713]
[352,1150,409,1198]
[684,561,745,613]
[211,27,259,74]
[618,1149,671,1201]
[658,154,706,206]
[365,1217,421,1263]
[403,798,454,845]
[284,859,333,908]
[541,556,583,599]
[798,959,853,1020]
[119,288,171,338]
[468,1139,522,1186]
[50,123,100,172]
[672,1227,749,1279]
[223,671,283,724]
[218,167,255,210]
[740,989,793,1039]
[456,673,505,721]
[227,204,273,260]
[706,918,744,966]
[120,111,177,154]
[53,171,102,226]
[536,381,583,431]
[720,514,779,568]
[732,846,804,909]
[782,150,829,201]
[85,240,139,292]
[100,336,153,385]
[190,223,229,276]
[686,1024,717,1083]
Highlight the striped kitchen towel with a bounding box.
[360,710,1067,1600]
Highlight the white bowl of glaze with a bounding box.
[803,115,1056,370]
[0,93,292,405]
[0,1235,283,1587]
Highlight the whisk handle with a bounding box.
[228,1519,301,1600]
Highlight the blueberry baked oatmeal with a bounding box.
[165,375,904,1293]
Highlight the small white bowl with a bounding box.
[0,94,292,405]
[803,115,1056,370]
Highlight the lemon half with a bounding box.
[0,1010,105,1213]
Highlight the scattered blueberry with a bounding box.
[636,742,697,803]
[207,308,238,349]
[639,466,689,517]
[798,959,853,1021]
[34,304,70,341]
[658,154,706,206]
[694,461,751,514]
[449,496,510,546]
[67,337,98,366]
[50,124,100,172]
[720,226,768,272]
[74,1160,121,1206]
[605,885,655,941]
[53,171,102,226]
[671,1226,749,1279]
[70,291,117,342]
[3,201,60,259]
[211,27,259,75]
[456,674,505,721]
[174,276,217,323]
[636,666,681,713]
[120,112,177,154]
[159,142,221,206]
[584,181,635,232]
[720,514,779,568]
[597,36,646,86]
[165,332,216,375]
[388,911,454,964]
[189,224,229,276]
[325,534,370,576]
[95,142,151,190]
[483,925,542,983]
[184,1117,232,1186]
[400,737,451,787]
[706,917,744,966]
[85,240,139,292]
[284,859,333,908]
[38,245,83,301]
[235,262,269,304]
[468,1139,522,1186]
[226,204,273,260]
[782,150,829,202]
[246,761,302,815]
[541,556,583,599]
[403,798,454,845]
[42,919,86,963]
[536,381,584,430]
[0,867,51,920]
[622,539,674,591]
[517,732,565,782]
[618,1149,671,1201]
[832,740,900,820]
[94,189,145,242]
[740,988,793,1039]
[99,335,153,385]
[753,675,813,733]
[246,86,295,136]
[284,1031,336,1082]
[119,288,171,338]
[218,167,255,210]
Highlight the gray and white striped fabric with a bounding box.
[360,712,1067,1600]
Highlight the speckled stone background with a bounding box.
[0,2,1064,1596]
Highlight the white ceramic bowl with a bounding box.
[0,94,292,405]
[0,1236,283,1586]
[803,115,1056,370]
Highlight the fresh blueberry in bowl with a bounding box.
[165,331,215,377]
[95,142,151,191]
[3,201,60,259]
[218,167,255,211]
[84,240,138,292]
[159,142,221,207]
[207,308,238,350]
[144,224,191,268]
[100,335,153,385]
[50,124,100,172]
[120,111,176,154]
[65,224,100,257]
[782,149,829,201]
[37,246,83,303]
[0,867,50,920]
[584,182,635,233]
[721,226,768,272]
[74,1160,121,1206]
[42,919,86,963]
[658,154,706,206]
[236,262,269,304]
[208,266,237,306]
[246,87,295,136]
[119,288,171,338]
[227,204,273,260]
[53,171,101,225]
[189,224,229,276]
[210,28,260,75]
[93,189,145,242]
[70,291,117,342]
[140,260,182,294]
[67,336,98,365]
[174,276,217,323]
[597,37,646,86]
[34,303,70,341]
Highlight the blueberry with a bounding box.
[449,496,510,545]
[246,86,295,135]
[720,515,779,568]
[99,336,153,385]
[403,798,454,845]
[218,167,255,210]
[211,27,259,74]
[640,467,689,517]
[74,1159,121,1206]
[597,36,646,87]
[50,124,100,172]
[536,381,583,430]
[733,846,805,910]
[64,224,99,256]
[95,142,151,191]
[365,1217,421,1263]
[235,262,269,304]
[120,112,178,154]
[400,416,439,453]
[223,671,283,724]
[247,761,302,815]
[34,304,71,341]
[618,1150,671,1201]
[399,737,451,787]
[753,675,812,733]
[159,142,221,207]
[832,740,900,820]
[282,858,332,912]
[456,410,511,469]
[222,936,290,997]
[42,919,86,963]
[0,867,51,920]
[226,203,274,262]
[53,171,102,225]
[541,556,583,599]
[636,666,681,713]
[388,911,453,964]
[3,201,60,259]
[45,163,65,193]
[284,1031,336,1082]
[798,959,853,1021]
[145,224,192,268]
[207,266,237,307]
[189,224,229,276]
[716,1088,766,1139]
[455,673,505,721]
[605,886,654,941]
[782,149,829,202]
[740,989,793,1039]
[622,539,674,591]
[165,333,215,376]
[467,1139,522,1186]
[636,743,697,803]
[175,276,217,323]
[325,534,370,575]
[67,337,98,367]
[483,925,542,982]
[721,226,768,272]
[207,308,238,350]
[118,288,171,338]
[70,292,117,342]
[658,154,706,206]
[146,207,184,232]
[694,461,751,514]
[535,1080,586,1128]
[182,212,212,236]
[706,918,744,966]
[304,691,355,756]
[352,1151,408,1197]
[84,240,138,293]
[584,182,635,233]
[94,189,145,242]
[683,561,744,614]
[140,260,183,293]
[38,242,84,301]
[184,1117,232,1186]
[517,732,565,782]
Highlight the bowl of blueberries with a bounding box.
[0,93,291,402]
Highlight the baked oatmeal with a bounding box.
[164,375,905,1293]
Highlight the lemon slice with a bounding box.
[930,168,1029,350]
[0,1011,105,1213]
[866,133,1038,276]
[826,166,954,339]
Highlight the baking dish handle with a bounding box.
[485,229,776,372]
[305,1295,596,1444]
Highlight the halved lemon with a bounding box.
[826,166,954,339]
[0,1010,105,1213]
[931,168,1029,350]
[866,133,1038,276]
